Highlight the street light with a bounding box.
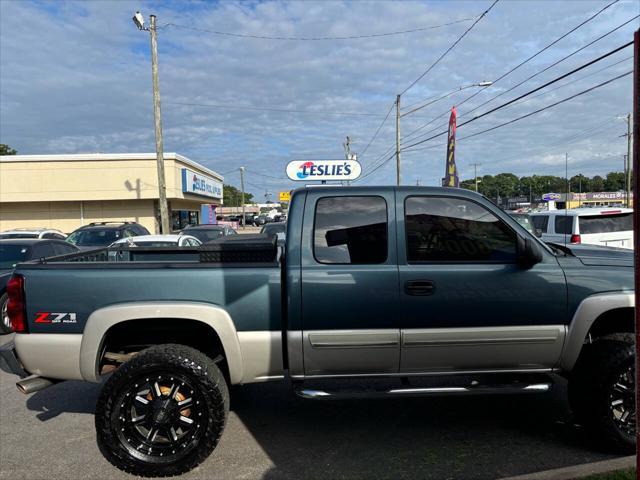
[394,81,493,186]
[401,81,493,118]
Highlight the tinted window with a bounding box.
[66,228,121,246]
[52,243,77,256]
[185,228,225,242]
[0,244,30,268]
[531,215,549,233]
[579,213,633,234]
[314,196,387,264]
[405,196,516,263]
[0,233,38,239]
[31,243,55,259]
[554,216,573,235]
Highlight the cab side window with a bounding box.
[405,196,516,263]
[554,216,573,235]
[531,216,549,234]
[314,196,387,264]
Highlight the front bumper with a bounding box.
[0,335,28,378]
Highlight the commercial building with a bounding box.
[0,153,223,234]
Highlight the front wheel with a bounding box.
[95,344,229,477]
[568,335,636,453]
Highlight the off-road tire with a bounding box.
[568,334,635,454]
[0,292,12,334]
[95,344,229,477]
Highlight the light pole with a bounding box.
[396,81,492,187]
[470,162,481,192]
[240,167,246,230]
[133,11,170,234]
[617,114,633,207]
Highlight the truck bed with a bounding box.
[16,235,283,333]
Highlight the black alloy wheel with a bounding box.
[608,364,636,438]
[96,344,229,477]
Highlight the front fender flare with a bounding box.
[79,302,244,384]
[560,292,634,371]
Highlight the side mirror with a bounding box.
[517,235,543,267]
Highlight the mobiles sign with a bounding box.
[286,160,362,181]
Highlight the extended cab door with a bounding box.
[396,192,567,373]
[299,190,400,375]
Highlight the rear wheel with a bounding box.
[0,292,12,334]
[568,334,636,453]
[95,344,229,477]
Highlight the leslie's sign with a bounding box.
[286,160,361,181]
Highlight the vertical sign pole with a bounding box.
[632,28,639,471]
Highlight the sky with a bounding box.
[0,0,637,199]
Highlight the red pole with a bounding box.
[632,28,639,474]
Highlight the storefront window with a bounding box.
[172,210,200,231]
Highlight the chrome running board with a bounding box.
[295,382,552,400]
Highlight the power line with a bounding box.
[460,14,638,120]
[399,0,499,96]
[359,101,396,158]
[244,168,288,180]
[400,0,622,144]
[504,55,632,110]
[164,101,385,117]
[401,42,633,150]
[404,71,631,150]
[161,16,477,41]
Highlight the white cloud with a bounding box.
[0,0,636,196]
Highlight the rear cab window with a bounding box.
[313,196,388,264]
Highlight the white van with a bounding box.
[529,208,633,249]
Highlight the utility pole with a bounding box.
[396,94,401,186]
[133,12,170,234]
[470,162,481,192]
[239,167,246,230]
[149,15,170,234]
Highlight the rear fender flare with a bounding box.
[79,302,244,384]
[560,292,634,371]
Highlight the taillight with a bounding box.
[7,274,27,333]
[570,234,581,244]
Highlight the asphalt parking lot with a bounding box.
[0,369,622,480]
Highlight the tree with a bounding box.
[223,184,253,206]
[0,144,17,155]
[604,172,625,191]
[591,175,605,192]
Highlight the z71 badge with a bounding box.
[34,312,78,324]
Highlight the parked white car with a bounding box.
[529,208,633,249]
[0,228,67,240]
[110,234,202,247]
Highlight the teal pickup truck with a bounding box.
[0,186,636,477]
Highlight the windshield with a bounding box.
[0,233,39,239]
[0,244,30,269]
[579,213,633,234]
[185,229,224,242]
[67,229,121,246]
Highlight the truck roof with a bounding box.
[293,185,485,199]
